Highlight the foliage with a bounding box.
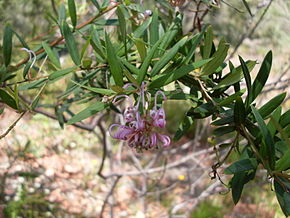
[0,0,289,216]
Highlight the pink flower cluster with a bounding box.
[109,83,170,152]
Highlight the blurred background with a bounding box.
[0,0,289,217]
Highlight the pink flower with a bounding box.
[109,83,171,152]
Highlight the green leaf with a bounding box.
[224,158,257,174]
[137,37,163,83]
[133,38,147,62]
[3,24,13,67]
[105,32,124,86]
[268,106,281,137]
[58,4,66,25]
[276,149,290,171]
[119,58,140,75]
[218,89,246,106]
[68,0,77,27]
[201,39,229,76]
[231,172,246,204]
[258,93,286,119]
[183,32,204,65]
[241,0,253,16]
[91,28,106,60]
[158,16,181,56]
[203,26,213,59]
[174,116,194,141]
[0,89,17,110]
[116,6,126,41]
[230,169,255,205]
[149,59,211,89]
[116,5,127,57]
[90,0,101,10]
[151,36,188,76]
[70,80,116,95]
[279,109,290,129]
[12,30,29,49]
[18,79,48,90]
[48,66,78,80]
[214,61,256,90]
[212,116,234,126]
[274,178,290,216]
[22,61,32,79]
[133,17,152,38]
[61,21,81,65]
[212,126,235,137]
[251,106,275,170]
[149,9,159,45]
[234,96,246,125]
[67,102,107,124]
[239,56,252,108]
[42,41,61,69]
[250,51,272,103]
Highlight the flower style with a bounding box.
[109,83,170,152]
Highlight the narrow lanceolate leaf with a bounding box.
[224,158,257,174]
[151,36,188,76]
[274,178,290,216]
[250,51,272,103]
[183,32,204,65]
[279,109,290,129]
[149,9,159,45]
[91,28,106,60]
[58,5,66,25]
[149,59,211,89]
[42,41,61,69]
[214,61,256,90]
[61,21,81,65]
[12,30,29,49]
[203,26,213,59]
[231,172,246,204]
[251,106,275,170]
[218,89,246,106]
[234,96,246,125]
[70,80,116,95]
[48,66,78,80]
[241,0,253,16]
[239,56,252,108]
[276,149,290,171]
[137,37,163,83]
[0,89,18,110]
[116,6,126,41]
[68,0,77,27]
[3,24,13,67]
[67,102,107,125]
[133,17,152,38]
[258,92,286,119]
[105,33,124,86]
[90,0,101,10]
[133,38,147,62]
[201,39,229,76]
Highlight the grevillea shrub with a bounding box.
[0,1,289,216]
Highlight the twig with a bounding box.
[97,113,109,179]
[99,175,122,218]
[0,112,26,140]
[106,147,216,177]
[229,0,273,59]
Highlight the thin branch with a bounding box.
[97,114,108,179]
[229,0,273,59]
[0,112,26,140]
[99,175,122,218]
